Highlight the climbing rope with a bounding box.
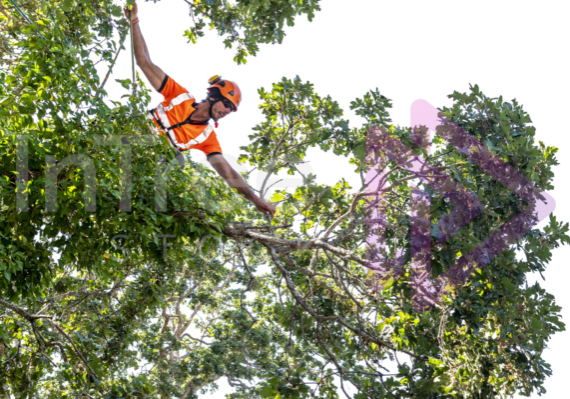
[40,0,71,47]
[10,0,71,46]
[8,0,137,107]
[128,5,137,98]
[8,0,46,39]
[10,0,86,86]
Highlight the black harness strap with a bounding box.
[167,115,209,131]
[149,108,210,152]
[149,109,164,129]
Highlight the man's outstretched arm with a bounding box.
[124,2,166,91]
[208,154,276,219]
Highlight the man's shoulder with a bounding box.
[159,75,193,97]
[157,75,169,93]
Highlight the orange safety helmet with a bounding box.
[207,75,242,112]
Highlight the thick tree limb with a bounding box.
[226,228,366,266]
[0,298,35,322]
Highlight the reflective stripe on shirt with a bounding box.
[154,93,194,130]
[168,124,214,150]
[155,105,171,129]
[164,92,194,112]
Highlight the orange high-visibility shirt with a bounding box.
[149,75,222,158]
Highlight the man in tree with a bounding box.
[124,2,276,219]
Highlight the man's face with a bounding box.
[211,97,234,121]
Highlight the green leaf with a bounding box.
[531,317,543,330]
[115,78,132,89]
[502,277,515,293]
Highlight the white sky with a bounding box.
[102,0,570,397]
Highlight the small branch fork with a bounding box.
[0,298,98,378]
